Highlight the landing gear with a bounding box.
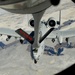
[65,38,69,43]
[32,48,38,64]
[34,60,37,64]
[20,39,24,44]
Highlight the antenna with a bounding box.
[59,10,61,25]
[57,10,61,26]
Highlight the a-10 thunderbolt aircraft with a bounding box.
[0,0,74,64]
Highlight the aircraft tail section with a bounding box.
[15,28,34,44]
[15,28,54,44]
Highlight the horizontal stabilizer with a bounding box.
[15,28,34,44]
[39,28,54,43]
[16,28,54,44]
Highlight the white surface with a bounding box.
[0,4,75,75]
[0,28,20,37]
[0,39,75,75]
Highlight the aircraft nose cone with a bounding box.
[50,0,60,6]
[72,0,75,3]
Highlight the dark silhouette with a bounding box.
[72,0,75,3]
[55,64,75,75]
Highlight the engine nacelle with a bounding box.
[29,18,34,27]
[20,39,24,44]
[47,18,56,27]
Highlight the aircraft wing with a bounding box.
[0,0,74,14]
[47,28,75,39]
[0,27,33,39]
[0,28,21,38]
[59,29,75,38]
[46,28,75,44]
